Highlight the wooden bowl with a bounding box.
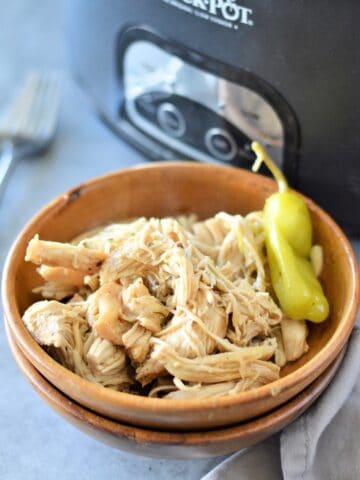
[2,162,359,430]
[5,316,346,459]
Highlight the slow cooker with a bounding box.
[68,0,360,234]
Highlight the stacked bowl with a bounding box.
[2,163,359,458]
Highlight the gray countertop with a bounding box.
[0,2,358,480]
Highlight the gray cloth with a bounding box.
[202,328,360,480]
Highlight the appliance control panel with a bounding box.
[130,91,254,166]
[118,32,298,170]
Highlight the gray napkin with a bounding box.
[202,328,360,480]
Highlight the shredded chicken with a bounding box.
[22,213,312,398]
[23,300,130,390]
[34,265,86,300]
[91,282,130,345]
[37,265,85,286]
[26,235,107,274]
[164,378,266,399]
[121,277,169,333]
[281,318,309,362]
[84,332,130,389]
[23,300,86,362]
[32,282,79,301]
[122,322,152,364]
[151,338,279,383]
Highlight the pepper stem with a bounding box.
[251,142,288,192]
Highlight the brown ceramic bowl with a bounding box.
[2,162,359,430]
[5,316,346,459]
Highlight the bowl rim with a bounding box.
[2,161,359,415]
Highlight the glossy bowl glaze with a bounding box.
[5,317,346,459]
[2,162,359,430]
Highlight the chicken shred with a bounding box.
[122,322,152,364]
[92,282,129,345]
[151,338,279,383]
[23,300,130,390]
[26,235,107,274]
[22,213,310,397]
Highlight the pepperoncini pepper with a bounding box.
[251,142,329,323]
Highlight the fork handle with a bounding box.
[0,141,15,197]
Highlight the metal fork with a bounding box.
[0,71,61,196]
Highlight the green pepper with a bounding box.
[251,142,329,323]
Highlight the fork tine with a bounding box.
[0,71,61,195]
[19,73,61,140]
[32,75,61,140]
[0,73,40,133]
[0,71,61,142]
[16,73,45,136]
[22,74,52,138]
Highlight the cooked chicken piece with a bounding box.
[92,282,131,345]
[83,274,100,291]
[217,213,266,289]
[166,382,236,399]
[99,219,166,285]
[22,300,89,370]
[34,267,86,301]
[26,235,108,274]
[122,322,152,364]
[272,326,287,367]
[143,271,173,304]
[176,214,198,232]
[136,287,227,385]
[23,301,130,391]
[37,265,85,286]
[73,218,147,253]
[67,293,86,304]
[70,348,130,390]
[99,218,195,304]
[281,318,309,362]
[84,333,126,375]
[160,217,195,245]
[165,378,265,399]
[83,291,99,326]
[161,288,227,357]
[193,214,244,281]
[189,213,267,291]
[161,249,199,308]
[193,216,228,246]
[190,217,228,260]
[71,331,131,391]
[135,357,163,386]
[23,300,83,349]
[310,245,323,277]
[121,278,169,333]
[100,218,196,292]
[224,282,283,347]
[100,247,152,285]
[152,338,279,383]
[91,369,130,390]
[33,282,78,301]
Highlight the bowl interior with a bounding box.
[8,162,358,380]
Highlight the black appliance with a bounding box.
[68,0,360,234]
